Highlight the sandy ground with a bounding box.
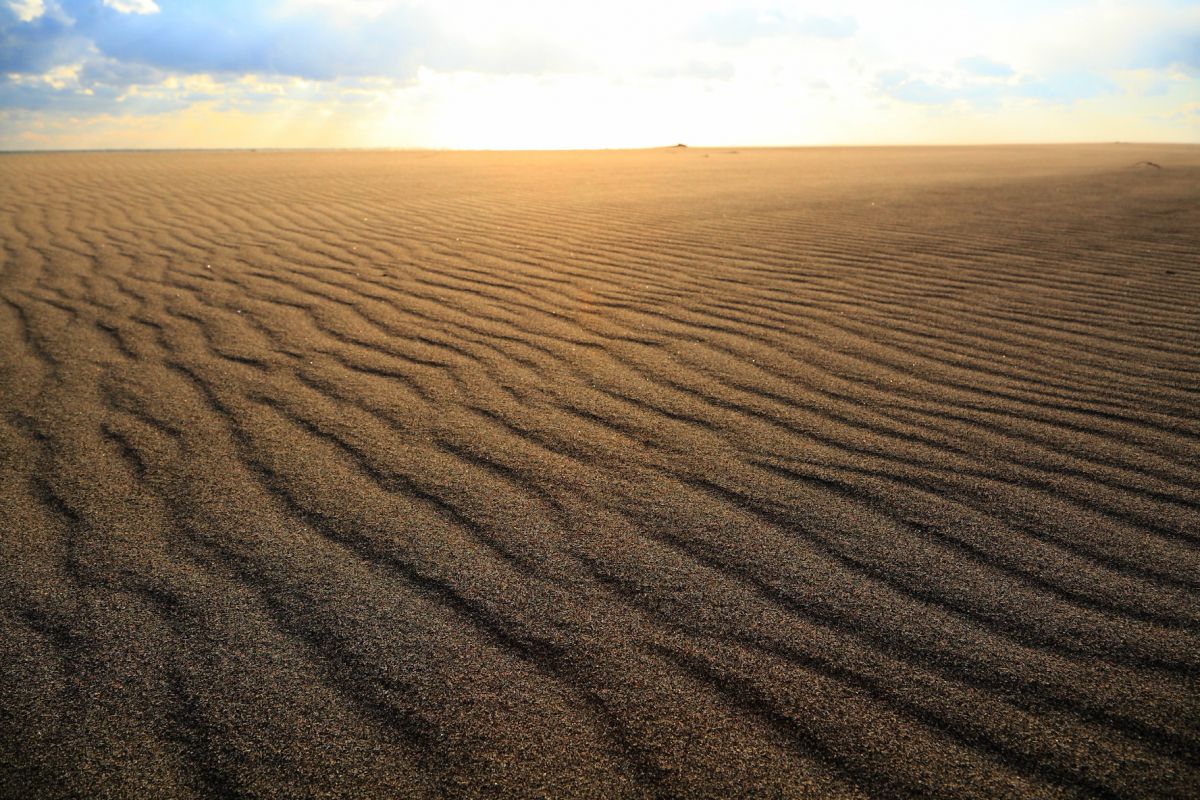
[1,144,1198,799]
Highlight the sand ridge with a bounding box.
[1,145,1198,798]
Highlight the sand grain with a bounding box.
[1,145,1198,798]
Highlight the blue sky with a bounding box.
[1,0,1197,149]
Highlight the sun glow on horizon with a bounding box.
[2,0,1198,150]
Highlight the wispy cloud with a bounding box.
[1,0,1197,148]
[690,7,857,45]
[958,56,1013,78]
[102,0,159,14]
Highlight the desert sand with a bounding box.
[1,144,1198,798]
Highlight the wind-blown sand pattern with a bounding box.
[1,145,1198,799]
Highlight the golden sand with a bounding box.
[1,145,1198,797]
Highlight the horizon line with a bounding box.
[2,140,1198,156]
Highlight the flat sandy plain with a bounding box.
[1,145,1198,799]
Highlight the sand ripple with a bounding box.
[1,146,1198,798]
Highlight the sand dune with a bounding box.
[1,145,1198,798]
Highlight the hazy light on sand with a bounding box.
[3,140,1198,794]
[1,0,1198,148]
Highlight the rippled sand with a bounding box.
[1,145,1198,798]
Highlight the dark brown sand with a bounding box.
[1,145,1198,798]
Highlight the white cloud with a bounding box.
[3,0,1198,148]
[7,0,45,22]
[275,0,393,17]
[102,0,161,15]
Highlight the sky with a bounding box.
[1,0,1197,149]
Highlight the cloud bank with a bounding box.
[2,0,1197,148]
